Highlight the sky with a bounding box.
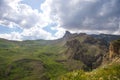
[0,0,120,41]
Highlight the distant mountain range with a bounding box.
[0,31,120,80]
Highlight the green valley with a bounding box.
[0,31,120,80]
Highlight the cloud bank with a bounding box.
[0,0,120,40]
[43,0,120,33]
[0,0,55,40]
[0,0,48,28]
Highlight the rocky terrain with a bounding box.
[0,31,120,80]
[109,39,120,59]
[60,38,120,80]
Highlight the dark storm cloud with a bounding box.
[49,0,120,33]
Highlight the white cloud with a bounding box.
[0,26,56,41]
[0,0,48,29]
[0,0,120,41]
[0,0,57,40]
[0,32,22,41]
[53,27,66,39]
[21,26,55,40]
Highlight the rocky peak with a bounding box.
[63,31,72,39]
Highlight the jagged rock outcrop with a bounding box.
[63,31,75,40]
[63,31,78,40]
[63,31,72,38]
[64,35,108,70]
[109,40,120,59]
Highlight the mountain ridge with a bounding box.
[0,31,120,80]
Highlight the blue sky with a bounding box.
[0,26,22,34]
[21,0,45,11]
[0,0,120,40]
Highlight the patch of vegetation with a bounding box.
[0,39,68,80]
[0,35,119,80]
[60,63,120,80]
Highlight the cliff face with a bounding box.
[109,40,120,59]
[64,35,108,70]
[60,31,120,70]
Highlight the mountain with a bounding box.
[0,31,120,80]
[59,31,120,70]
[61,33,107,70]
[91,34,120,45]
[60,39,120,80]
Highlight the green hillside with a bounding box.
[0,33,120,80]
[0,39,68,80]
[60,63,120,80]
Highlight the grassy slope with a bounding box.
[0,39,67,80]
[60,63,120,80]
[0,38,120,80]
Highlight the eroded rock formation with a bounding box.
[109,40,120,59]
